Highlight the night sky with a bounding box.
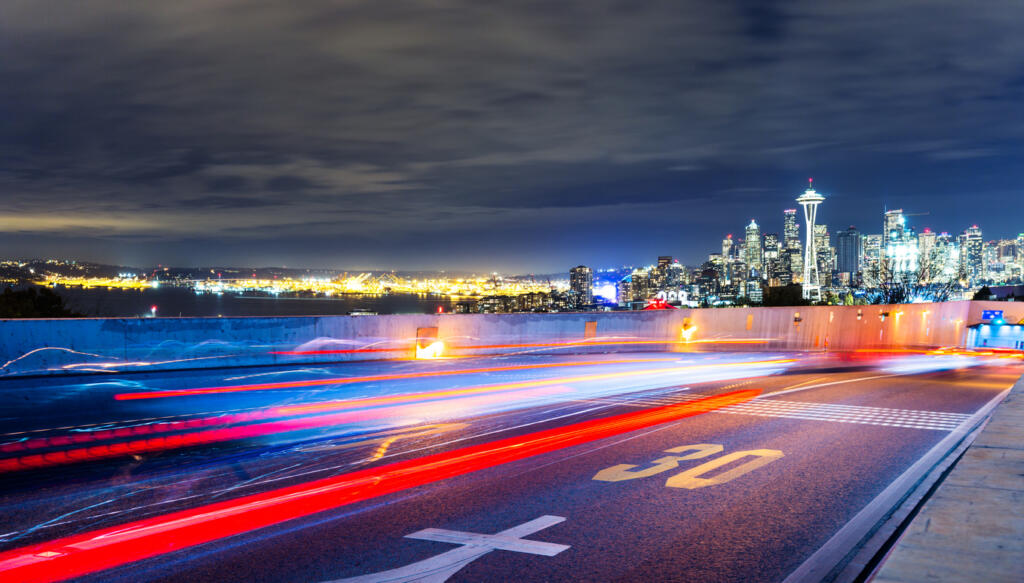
[2,1,1023,272]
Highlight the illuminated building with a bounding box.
[569,265,593,306]
[763,233,781,284]
[787,245,803,284]
[918,229,937,269]
[763,233,780,261]
[929,232,960,284]
[783,209,800,250]
[695,261,720,302]
[617,276,632,305]
[884,209,906,243]
[861,234,882,286]
[781,208,803,286]
[744,219,762,274]
[814,224,832,285]
[776,251,793,286]
[722,235,734,264]
[743,280,763,303]
[836,226,861,283]
[796,179,825,300]
[961,225,984,284]
[882,208,919,285]
[649,256,681,291]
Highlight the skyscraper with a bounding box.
[836,226,861,282]
[763,233,780,260]
[721,234,736,264]
[569,265,593,305]
[861,234,883,286]
[918,229,937,282]
[884,209,906,244]
[962,225,984,284]
[744,219,762,274]
[783,209,800,250]
[814,224,832,285]
[796,179,825,300]
[883,208,919,284]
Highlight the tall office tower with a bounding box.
[569,265,593,305]
[721,235,734,266]
[814,224,832,285]
[883,208,919,284]
[629,267,653,302]
[763,233,780,260]
[763,233,780,285]
[836,226,861,282]
[617,276,632,306]
[788,245,803,283]
[861,234,883,286]
[728,260,749,286]
[665,260,686,288]
[651,256,683,290]
[775,252,792,285]
[930,232,959,284]
[1018,233,1024,268]
[962,225,984,284]
[918,229,937,281]
[883,209,906,244]
[783,209,800,250]
[984,242,1002,283]
[996,239,1017,264]
[796,179,825,300]
[744,219,763,274]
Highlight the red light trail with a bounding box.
[0,389,758,582]
[4,358,791,472]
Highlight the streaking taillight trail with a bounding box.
[0,389,759,583]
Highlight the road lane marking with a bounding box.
[593,444,722,482]
[584,388,972,431]
[665,449,784,489]
[594,444,783,489]
[327,515,569,583]
[713,400,971,431]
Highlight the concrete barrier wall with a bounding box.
[2,301,1018,377]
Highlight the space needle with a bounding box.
[797,178,825,301]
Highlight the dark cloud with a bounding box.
[1,1,1023,270]
[265,175,316,192]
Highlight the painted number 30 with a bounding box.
[593,444,783,489]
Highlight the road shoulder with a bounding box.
[872,371,1024,583]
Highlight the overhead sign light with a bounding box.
[982,310,1003,321]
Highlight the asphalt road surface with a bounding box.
[0,351,1018,582]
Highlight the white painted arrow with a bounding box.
[328,515,570,583]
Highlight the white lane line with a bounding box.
[780,386,1013,583]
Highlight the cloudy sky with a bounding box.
[2,1,1023,271]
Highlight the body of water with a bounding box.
[51,286,455,317]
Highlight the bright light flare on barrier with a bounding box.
[415,340,445,359]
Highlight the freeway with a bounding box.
[0,350,1019,582]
